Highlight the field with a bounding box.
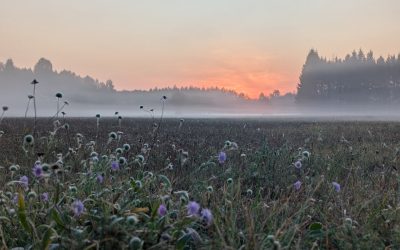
[1,117,400,249]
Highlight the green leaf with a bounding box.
[176,233,192,250]
[309,222,322,231]
[158,175,171,188]
[42,228,54,250]
[17,192,31,234]
[51,209,66,229]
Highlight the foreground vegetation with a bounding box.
[1,116,400,249]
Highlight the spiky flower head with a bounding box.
[32,163,43,178]
[24,134,34,145]
[158,204,167,216]
[111,161,120,171]
[218,151,227,164]
[187,201,200,216]
[20,175,29,189]
[332,182,341,192]
[72,200,84,217]
[31,79,39,84]
[294,160,302,169]
[118,157,127,165]
[2,106,8,111]
[55,92,63,98]
[109,132,117,140]
[294,180,302,190]
[201,208,213,226]
[123,144,131,151]
[41,192,49,202]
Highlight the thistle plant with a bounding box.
[0,106,8,126]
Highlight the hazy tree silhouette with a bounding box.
[296,49,400,104]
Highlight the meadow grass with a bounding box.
[0,118,400,249]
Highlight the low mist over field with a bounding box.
[2,50,400,118]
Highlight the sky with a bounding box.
[1,0,400,98]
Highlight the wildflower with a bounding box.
[201,208,213,226]
[227,178,233,184]
[72,200,85,217]
[20,176,28,189]
[111,161,120,171]
[32,163,43,178]
[218,151,227,164]
[55,93,63,98]
[246,189,253,196]
[41,192,49,202]
[332,182,341,192]
[96,174,104,184]
[187,201,200,216]
[158,204,167,216]
[294,181,302,190]
[207,186,213,193]
[294,160,302,169]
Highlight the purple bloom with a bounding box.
[332,182,341,192]
[218,152,227,164]
[72,200,85,217]
[20,176,28,189]
[111,161,120,171]
[158,204,167,216]
[32,164,43,178]
[201,208,213,226]
[294,160,302,169]
[294,181,302,190]
[41,192,49,202]
[96,174,104,184]
[187,201,200,216]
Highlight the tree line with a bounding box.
[296,49,400,104]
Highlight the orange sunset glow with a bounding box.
[1,0,400,98]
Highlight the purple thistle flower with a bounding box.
[201,208,213,227]
[218,152,227,164]
[32,163,43,178]
[20,176,29,189]
[41,192,49,202]
[158,204,167,217]
[187,201,200,216]
[96,174,104,184]
[111,161,120,171]
[294,160,302,169]
[294,180,302,190]
[72,200,85,217]
[332,182,341,192]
